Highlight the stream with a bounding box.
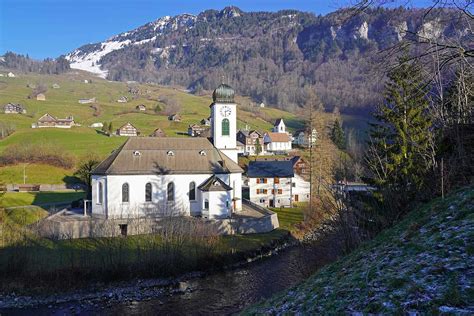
[3,242,337,315]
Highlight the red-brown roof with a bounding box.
[265,132,291,143]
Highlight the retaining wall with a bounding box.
[35,205,279,240]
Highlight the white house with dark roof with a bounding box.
[91,84,243,219]
[247,159,310,208]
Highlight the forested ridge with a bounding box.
[66,6,470,113]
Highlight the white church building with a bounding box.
[91,84,242,219]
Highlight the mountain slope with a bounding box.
[246,186,474,314]
[65,6,470,113]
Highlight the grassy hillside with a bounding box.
[0,71,302,148]
[0,71,307,185]
[246,186,474,314]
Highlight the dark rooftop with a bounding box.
[247,160,294,178]
[198,175,233,191]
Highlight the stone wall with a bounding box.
[35,205,279,240]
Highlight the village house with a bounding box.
[247,159,310,208]
[117,96,128,103]
[52,83,60,89]
[3,103,26,114]
[91,84,242,219]
[200,118,211,126]
[168,114,182,122]
[78,98,96,104]
[293,128,318,147]
[236,130,265,156]
[116,122,140,137]
[136,104,146,111]
[7,72,15,78]
[150,128,166,137]
[33,113,75,128]
[36,93,46,101]
[188,124,208,137]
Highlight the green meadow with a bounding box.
[0,71,305,188]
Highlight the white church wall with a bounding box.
[92,173,242,218]
[91,175,107,217]
[208,190,232,218]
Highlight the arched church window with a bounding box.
[222,118,230,136]
[189,182,196,201]
[145,183,152,202]
[122,183,129,203]
[167,182,174,201]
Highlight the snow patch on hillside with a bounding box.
[65,13,198,77]
[66,40,130,77]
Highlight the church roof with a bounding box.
[198,175,232,192]
[265,132,291,143]
[212,83,235,104]
[92,137,243,175]
[274,118,284,126]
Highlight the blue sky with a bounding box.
[0,0,434,59]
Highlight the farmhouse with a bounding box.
[52,83,60,89]
[116,122,139,137]
[293,128,317,147]
[117,96,128,103]
[7,72,15,78]
[136,104,146,111]
[150,128,166,137]
[200,118,211,126]
[168,114,181,122]
[33,113,75,128]
[36,93,46,101]
[237,130,264,156]
[247,159,310,208]
[3,103,26,114]
[188,124,208,137]
[91,84,242,219]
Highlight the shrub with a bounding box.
[0,143,75,169]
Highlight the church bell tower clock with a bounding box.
[210,84,238,163]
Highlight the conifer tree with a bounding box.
[366,56,433,213]
[331,119,346,150]
[255,138,262,156]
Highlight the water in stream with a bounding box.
[6,243,336,315]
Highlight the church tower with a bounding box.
[210,84,238,163]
